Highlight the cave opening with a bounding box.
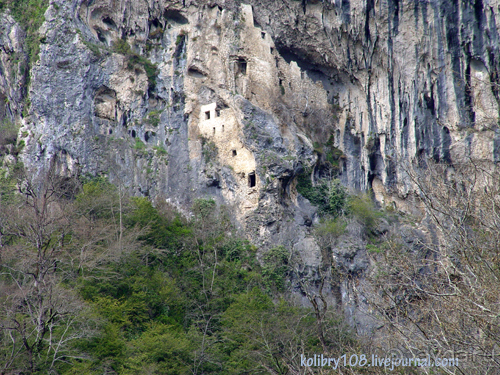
[237,58,247,75]
[248,172,256,187]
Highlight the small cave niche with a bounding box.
[261,31,266,39]
[0,93,8,121]
[164,9,189,25]
[95,28,109,44]
[109,128,113,135]
[102,16,117,30]
[150,19,161,29]
[148,19,164,39]
[270,47,274,54]
[236,58,247,75]
[122,112,128,127]
[94,87,117,121]
[205,111,211,120]
[144,131,157,143]
[131,129,136,138]
[248,172,256,188]
[187,66,206,78]
[232,150,237,157]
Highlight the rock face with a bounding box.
[1,0,499,334]
[249,0,500,206]
[0,13,27,123]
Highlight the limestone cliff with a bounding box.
[1,0,499,333]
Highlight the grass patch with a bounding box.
[134,139,146,150]
[146,110,161,127]
[153,146,167,155]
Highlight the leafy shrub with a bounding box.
[134,139,145,150]
[262,246,290,292]
[192,198,216,220]
[200,137,218,163]
[75,176,119,220]
[146,110,161,127]
[153,145,167,155]
[113,39,158,90]
[347,192,382,233]
[296,171,347,217]
[315,216,347,240]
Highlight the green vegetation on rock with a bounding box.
[113,39,158,91]
[0,0,49,71]
[296,170,347,217]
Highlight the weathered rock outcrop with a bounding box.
[248,0,500,206]
[0,13,27,123]
[1,0,499,334]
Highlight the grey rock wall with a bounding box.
[0,13,27,123]
[249,0,500,206]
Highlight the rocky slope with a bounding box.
[1,0,499,334]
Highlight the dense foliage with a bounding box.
[0,168,357,374]
[296,172,347,217]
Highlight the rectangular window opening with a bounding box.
[261,32,266,39]
[248,172,256,188]
[232,150,237,157]
[205,111,211,120]
[237,59,247,75]
[216,109,221,117]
